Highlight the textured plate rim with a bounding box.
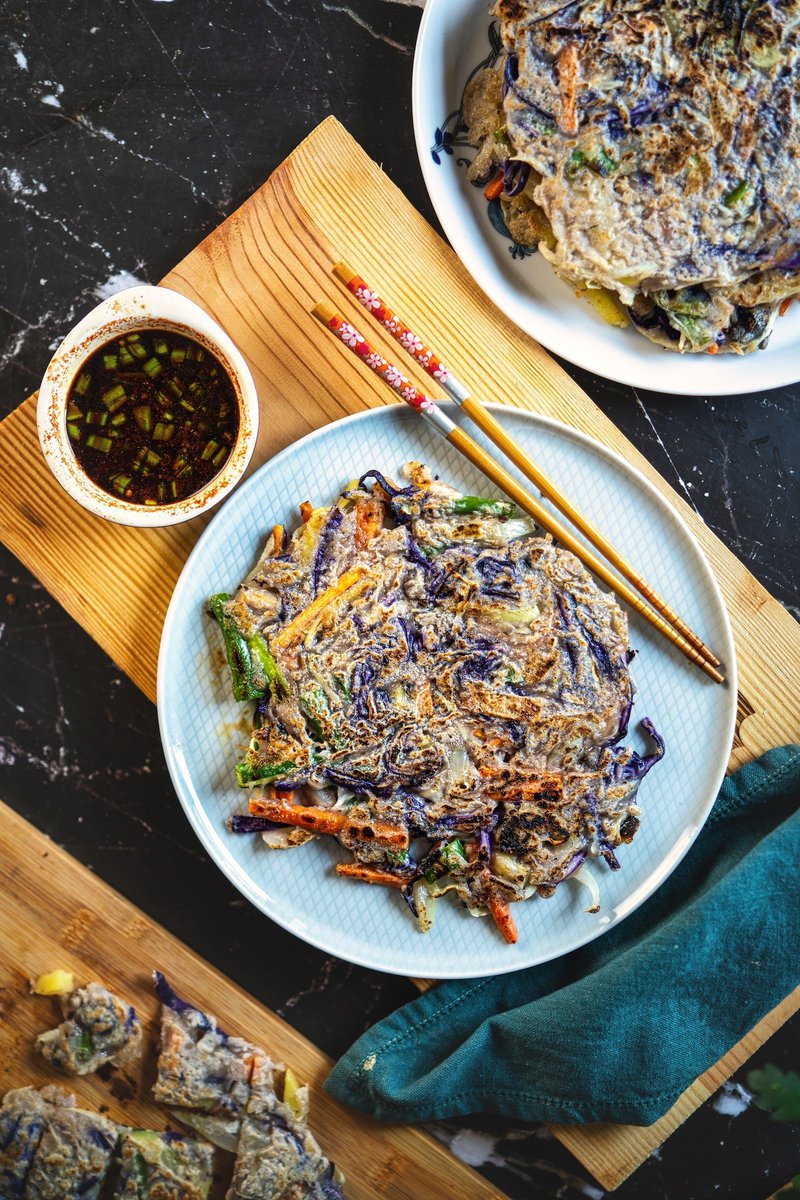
[411,0,800,397]
[157,403,737,978]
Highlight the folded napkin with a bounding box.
[326,746,800,1127]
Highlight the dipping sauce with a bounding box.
[65,330,239,505]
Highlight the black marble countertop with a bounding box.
[1,2,798,1197]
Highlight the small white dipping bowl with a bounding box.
[37,285,259,527]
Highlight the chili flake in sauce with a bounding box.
[66,330,239,505]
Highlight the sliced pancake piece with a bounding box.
[153,972,259,1122]
[227,1057,343,1200]
[36,981,142,1075]
[24,1085,118,1200]
[114,1130,214,1200]
[0,1087,49,1198]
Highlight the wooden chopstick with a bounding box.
[332,260,721,671]
[311,300,725,685]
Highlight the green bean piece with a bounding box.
[249,633,288,696]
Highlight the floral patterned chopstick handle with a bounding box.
[311,302,456,439]
[332,262,470,404]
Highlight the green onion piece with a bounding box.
[235,760,295,787]
[145,449,161,467]
[167,377,183,398]
[119,346,134,365]
[249,634,288,695]
[176,463,193,479]
[142,356,163,377]
[132,446,149,472]
[134,405,153,433]
[188,380,204,397]
[110,411,127,426]
[440,839,468,872]
[209,592,263,702]
[74,372,91,396]
[101,384,127,412]
[170,346,186,364]
[154,337,168,355]
[169,481,179,499]
[153,422,175,441]
[85,434,113,453]
[186,343,205,361]
[157,482,167,502]
[446,496,517,518]
[591,147,617,176]
[179,398,195,413]
[66,403,83,421]
[144,498,158,506]
[102,354,118,370]
[67,423,81,442]
[109,474,132,496]
[75,1029,94,1063]
[125,332,140,341]
[201,439,219,461]
[724,178,750,206]
[86,411,108,426]
[129,340,147,359]
[212,447,228,468]
[155,390,171,407]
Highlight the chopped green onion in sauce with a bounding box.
[66,330,239,506]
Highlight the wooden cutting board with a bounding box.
[0,116,798,1190]
[0,800,504,1200]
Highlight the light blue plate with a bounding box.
[157,405,736,978]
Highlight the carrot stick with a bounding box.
[488,893,518,944]
[270,524,285,555]
[345,817,410,849]
[559,43,579,135]
[779,296,793,317]
[249,798,346,836]
[336,863,409,888]
[299,501,314,522]
[484,173,505,201]
[706,343,719,355]
[272,567,368,649]
[354,498,383,549]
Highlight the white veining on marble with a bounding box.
[94,269,149,301]
[632,388,701,515]
[712,1080,753,1118]
[323,4,413,54]
[10,42,28,71]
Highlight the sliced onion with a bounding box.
[170,1110,241,1153]
[412,880,437,932]
[570,865,601,913]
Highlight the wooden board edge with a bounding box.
[549,985,800,1190]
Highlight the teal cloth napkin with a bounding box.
[326,745,800,1127]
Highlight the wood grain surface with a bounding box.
[0,117,798,1190]
[0,801,504,1200]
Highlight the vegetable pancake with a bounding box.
[462,0,800,353]
[214,465,664,943]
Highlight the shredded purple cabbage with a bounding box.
[556,848,588,883]
[503,159,530,197]
[502,52,518,97]
[405,529,435,571]
[476,555,518,597]
[612,718,665,783]
[396,615,422,661]
[323,765,392,798]
[586,794,621,871]
[311,506,344,595]
[226,813,280,834]
[352,659,378,719]
[358,470,416,498]
[153,970,212,1033]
